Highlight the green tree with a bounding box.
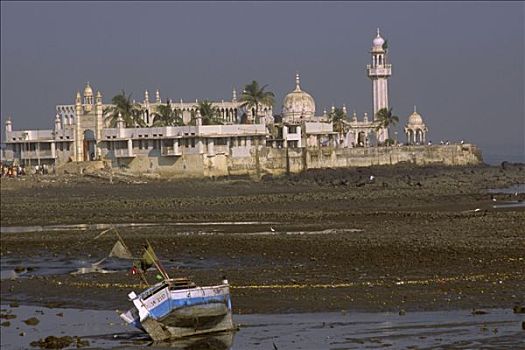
[328,107,348,134]
[151,102,183,127]
[239,81,275,124]
[193,100,223,125]
[104,90,145,127]
[375,107,399,146]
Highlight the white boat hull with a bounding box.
[120,280,234,341]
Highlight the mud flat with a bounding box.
[1,304,523,350]
[1,163,524,315]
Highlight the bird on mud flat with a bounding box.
[270,227,276,232]
[474,208,481,212]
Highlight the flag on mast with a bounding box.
[109,240,133,259]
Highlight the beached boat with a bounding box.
[119,277,235,342]
[95,229,235,341]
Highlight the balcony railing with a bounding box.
[367,65,392,76]
[113,149,135,158]
[20,150,54,159]
[161,146,182,156]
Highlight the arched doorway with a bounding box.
[357,132,366,147]
[83,129,96,161]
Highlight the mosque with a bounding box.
[3,30,476,176]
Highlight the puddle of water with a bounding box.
[488,184,525,195]
[0,222,277,234]
[1,305,523,350]
[0,256,131,280]
[0,253,257,280]
[493,202,525,209]
[0,223,364,238]
[487,184,524,210]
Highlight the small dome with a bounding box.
[373,28,385,48]
[408,107,424,125]
[83,82,93,96]
[282,73,316,119]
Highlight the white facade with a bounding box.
[2,30,431,170]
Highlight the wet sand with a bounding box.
[1,163,524,315]
[1,304,523,350]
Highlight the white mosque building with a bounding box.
[1,30,443,175]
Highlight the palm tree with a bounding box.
[328,107,347,133]
[104,90,145,127]
[375,107,399,146]
[194,100,223,125]
[239,81,275,124]
[151,102,183,127]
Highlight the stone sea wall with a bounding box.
[111,144,482,178]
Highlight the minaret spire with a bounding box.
[295,72,301,91]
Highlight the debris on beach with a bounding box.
[471,309,488,315]
[23,317,40,326]
[30,336,89,349]
[513,304,525,314]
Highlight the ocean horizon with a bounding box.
[482,151,524,165]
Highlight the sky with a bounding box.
[1,1,524,163]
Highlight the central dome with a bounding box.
[282,73,316,119]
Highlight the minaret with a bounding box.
[195,109,202,126]
[5,117,12,132]
[75,91,82,106]
[74,91,83,161]
[5,117,12,142]
[54,113,62,131]
[116,112,125,129]
[95,91,103,158]
[232,88,237,102]
[367,29,391,116]
[83,82,94,112]
[156,89,161,104]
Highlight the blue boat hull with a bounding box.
[120,280,234,341]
